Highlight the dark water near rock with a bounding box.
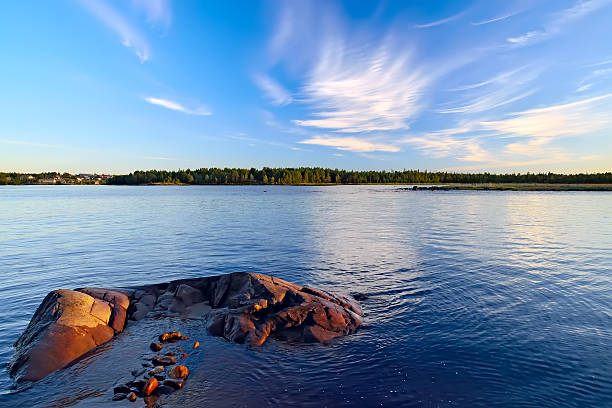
[0,185,611,407]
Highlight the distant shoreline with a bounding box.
[3,183,612,191]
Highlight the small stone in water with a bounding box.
[158,332,182,343]
[142,377,158,396]
[131,368,146,377]
[142,362,152,367]
[152,355,177,366]
[150,342,163,352]
[127,392,137,402]
[165,351,175,356]
[168,365,189,379]
[193,341,199,349]
[148,366,164,376]
[114,384,131,394]
[112,393,127,401]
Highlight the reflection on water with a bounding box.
[0,185,611,407]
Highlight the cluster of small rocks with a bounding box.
[112,331,198,404]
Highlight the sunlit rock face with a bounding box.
[9,272,363,383]
[8,288,129,382]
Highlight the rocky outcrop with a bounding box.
[129,272,363,346]
[9,272,363,383]
[8,288,129,382]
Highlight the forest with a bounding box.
[105,168,612,185]
[2,168,611,186]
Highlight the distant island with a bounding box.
[1,168,611,189]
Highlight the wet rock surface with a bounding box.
[8,272,364,385]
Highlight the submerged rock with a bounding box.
[152,355,177,366]
[9,272,363,383]
[112,393,127,401]
[114,384,131,394]
[163,378,185,390]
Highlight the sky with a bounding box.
[1,0,611,174]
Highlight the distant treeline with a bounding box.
[105,168,612,185]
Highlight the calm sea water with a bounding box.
[0,185,611,407]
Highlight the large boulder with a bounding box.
[8,288,128,382]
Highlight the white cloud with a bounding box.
[586,57,612,67]
[440,66,541,114]
[401,134,493,162]
[404,93,612,166]
[440,90,536,114]
[79,0,151,62]
[143,97,211,116]
[293,41,430,133]
[471,10,523,26]
[299,136,400,152]
[507,31,540,45]
[414,11,466,28]
[507,0,612,47]
[479,93,612,138]
[448,67,526,91]
[132,0,172,28]
[254,74,293,106]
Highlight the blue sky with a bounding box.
[1,0,611,174]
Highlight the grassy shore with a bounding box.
[148,182,612,190]
[403,183,612,191]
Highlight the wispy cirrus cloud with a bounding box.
[132,0,172,29]
[440,66,541,114]
[260,1,447,137]
[404,93,612,167]
[479,93,612,138]
[293,41,431,133]
[507,0,612,47]
[78,0,151,62]
[471,10,523,26]
[143,97,211,116]
[401,127,494,162]
[414,11,467,29]
[254,74,292,106]
[576,66,612,92]
[299,136,400,152]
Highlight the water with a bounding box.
[0,185,611,407]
